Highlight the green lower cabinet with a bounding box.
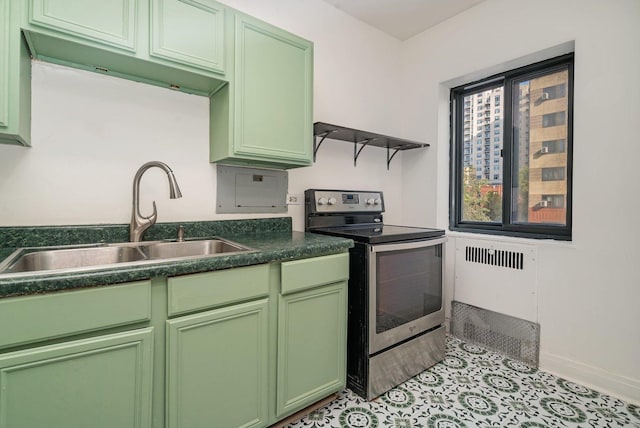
[0,327,154,428]
[276,281,347,418]
[166,299,269,428]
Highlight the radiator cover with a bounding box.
[451,301,540,367]
[454,238,538,322]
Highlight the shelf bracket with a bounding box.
[313,130,335,162]
[353,138,374,166]
[387,146,401,170]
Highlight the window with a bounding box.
[450,53,573,240]
[542,83,566,100]
[541,139,566,153]
[542,112,565,127]
[541,194,565,208]
[541,167,565,181]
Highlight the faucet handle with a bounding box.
[146,201,158,224]
[177,225,185,242]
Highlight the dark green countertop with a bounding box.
[0,218,353,298]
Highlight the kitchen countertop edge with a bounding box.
[0,229,353,298]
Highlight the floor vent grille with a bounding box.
[451,301,540,367]
[465,245,524,270]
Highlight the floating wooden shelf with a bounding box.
[313,122,429,169]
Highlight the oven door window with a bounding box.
[375,244,443,334]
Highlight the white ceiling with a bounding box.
[321,0,487,41]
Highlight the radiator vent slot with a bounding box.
[451,301,540,367]
[465,246,524,270]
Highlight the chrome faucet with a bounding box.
[130,161,182,242]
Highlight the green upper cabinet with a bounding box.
[29,0,138,52]
[210,12,313,169]
[0,0,10,129]
[150,0,225,74]
[0,0,31,146]
[21,0,227,95]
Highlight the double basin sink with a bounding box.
[0,238,254,276]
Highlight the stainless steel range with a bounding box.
[305,189,446,400]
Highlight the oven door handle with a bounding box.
[370,236,447,254]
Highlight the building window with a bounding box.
[541,139,566,153]
[541,194,565,208]
[450,53,573,240]
[541,167,565,181]
[542,83,566,100]
[542,112,566,127]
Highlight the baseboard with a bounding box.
[540,351,640,406]
[268,394,337,428]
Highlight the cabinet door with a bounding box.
[29,0,138,52]
[0,328,154,428]
[150,0,225,74]
[233,14,313,166]
[277,282,347,418]
[166,299,269,428]
[0,0,8,128]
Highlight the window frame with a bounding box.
[449,53,574,240]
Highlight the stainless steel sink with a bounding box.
[140,240,247,260]
[0,238,254,276]
[2,246,147,273]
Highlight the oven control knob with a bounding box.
[317,197,328,205]
[328,197,337,205]
[366,198,375,205]
[374,198,382,205]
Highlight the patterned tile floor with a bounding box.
[285,336,640,428]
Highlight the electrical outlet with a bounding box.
[286,194,301,205]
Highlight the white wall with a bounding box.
[0,0,406,232]
[1,0,637,405]
[400,0,640,403]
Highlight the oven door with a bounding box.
[369,237,446,355]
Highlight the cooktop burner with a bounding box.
[305,189,445,244]
[313,224,445,244]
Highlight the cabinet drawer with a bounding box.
[168,264,269,316]
[280,252,349,295]
[0,281,151,350]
